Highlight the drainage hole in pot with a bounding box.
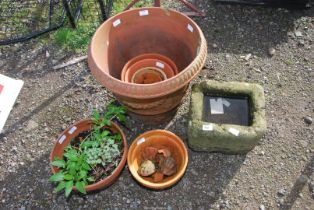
[131,67,167,84]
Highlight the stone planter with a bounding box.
[88,8,207,121]
[188,80,266,154]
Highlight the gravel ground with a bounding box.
[0,1,313,209]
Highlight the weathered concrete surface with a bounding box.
[188,80,266,154]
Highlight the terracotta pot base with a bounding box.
[114,84,188,116]
[127,106,179,125]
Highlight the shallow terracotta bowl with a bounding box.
[127,130,188,189]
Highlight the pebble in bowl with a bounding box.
[127,130,188,189]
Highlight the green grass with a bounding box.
[54,22,98,52]
[284,58,295,66]
[112,0,131,13]
[112,0,151,13]
[52,0,151,52]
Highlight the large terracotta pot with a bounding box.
[50,119,128,192]
[88,7,207,118]
[127,130,188,189]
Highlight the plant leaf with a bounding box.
[107,139,115,145]
[92,110,100,123]
[116,114,126,123]
[51,159,66,168]
[53,156,62,161]
[101,130,110,138]
[82,163,91,170]
[78,170,88,180]
[65,180,73,197]
[87,177,95,182]
[80,141,95,148]
[67,161,77,171]
[64,174,74,181]
[64,152,79,161]
[54,181,66,193]
[101,119,110,126]
[75,181,86,194]
[114,134,122,141]
[49,172,64,182]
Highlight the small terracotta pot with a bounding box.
[124,58,175,83]
[127,130,188,189]
[88,8,207,119]
[130,67,167,84]
[121,54,178,82]
[50,119,128,192]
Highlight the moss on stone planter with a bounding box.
[188,80,266,154]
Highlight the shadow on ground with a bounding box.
[0,101,246,208]
[193,1,314,57]
[0,41,75,79]
[280,155,314,210]
[0,150,246,209]
[0,69,88,139]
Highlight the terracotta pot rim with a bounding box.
[89,7,207,99]
[127,129,188,189]
[49,119,128,192]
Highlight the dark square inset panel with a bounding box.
[203,95,251,126]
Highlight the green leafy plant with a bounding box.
[49,102,126,197]
[49,147,91,197]
[53,22,97,52]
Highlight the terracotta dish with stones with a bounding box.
[127,130,188,189]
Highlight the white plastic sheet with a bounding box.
[0,74,24,133]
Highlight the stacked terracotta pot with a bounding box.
[121,53,178,84]
[88,7,207,120]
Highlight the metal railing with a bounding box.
[0,0,113,45]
